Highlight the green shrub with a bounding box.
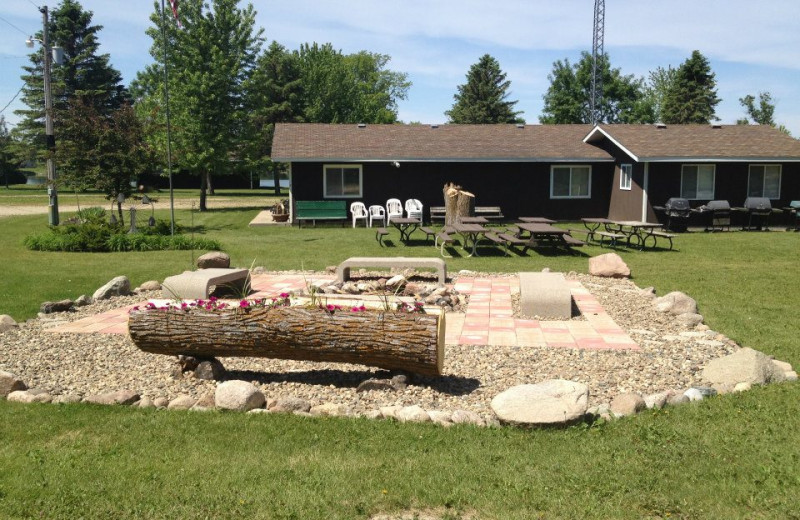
[76,206,107,223]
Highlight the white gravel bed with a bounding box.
[0,273,739,421]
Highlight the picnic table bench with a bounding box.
[295,200,347,227]
[429,206,504,221]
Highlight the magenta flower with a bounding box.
[239,300,250,308]
[279,292,290,299]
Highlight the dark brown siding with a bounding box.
[291,161,615,222]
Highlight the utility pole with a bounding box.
[590,0,605,126]
[41,5,59,226]
[160,0,176,235]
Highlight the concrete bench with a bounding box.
[336,257,447,286]
[519,272,572,319]
[162,268,251,300]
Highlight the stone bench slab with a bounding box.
[162,268,251,300]
[337,257,447,286]
[519,272,572,319]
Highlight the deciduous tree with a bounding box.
[446,54,523,124]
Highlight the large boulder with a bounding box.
[653,291,697,315]
[39,299,74,314]
[588,253,630,278]
[490,380,589,426]
[83,390,140,406]
[215,380,265,411]
[93,276,131,300]
[0,315,18,333]
[197,251,230,269]
[7,390,52,404]
[271,396,311,413]
[0,371,27,398]
[702,347,786,386]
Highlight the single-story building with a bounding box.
[271,122,800,223]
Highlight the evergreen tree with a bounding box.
[661,50,720,124]
[14,0,127,161]
[133,0,263,211]
[539,52,652,124]
[446,54,523,124]
[0,117,22,188]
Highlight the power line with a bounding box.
[0,86,25,115]
[0,14,32,36]
[25,0,41,10]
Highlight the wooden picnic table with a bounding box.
[608,220,663,250]
[389,217,421,242]
[452,223,491,257]
[519,216,556,224]
[516,222,572,249]
[457,216,489,224]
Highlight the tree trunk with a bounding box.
[273,169,280,195]
[199,171,208,211]
[456,190,475,220]
[206,170,215,195]
[116,200,125,226]
[443,182,474,225]
[128,306,445,376]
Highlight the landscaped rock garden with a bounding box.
[1,266,796,428]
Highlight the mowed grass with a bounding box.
[1,196,800,518]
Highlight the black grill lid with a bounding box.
[744,197,772,210]
[665,198,691,211]
[706,200,730,211]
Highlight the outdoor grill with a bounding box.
[696,199,731,232]
[785,201,800,231]
[736,197,777,230]
[654,197,693,232]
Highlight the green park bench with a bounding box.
[295,200,347,227]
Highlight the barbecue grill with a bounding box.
[784,200,800,231]
[696,199,731,232]
[653,197,693,232]
[735,197,778,231]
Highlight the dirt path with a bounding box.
[0,197,267,218]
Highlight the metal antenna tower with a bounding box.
[590,0,605,125]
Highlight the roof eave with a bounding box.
[583,126,640,162]
[272,157,615,163]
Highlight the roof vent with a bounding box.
[430,124,439,129]
[516,123,525,129]
[655,123,667,129]
[710,123,722,129]
[357,123,366,128]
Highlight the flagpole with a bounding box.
[160,0,175,236]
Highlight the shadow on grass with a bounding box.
[223,368,481,395]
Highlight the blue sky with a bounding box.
[1,0,799,135]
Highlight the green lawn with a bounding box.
[1,202,799,518]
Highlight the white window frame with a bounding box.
[620,164,632,191]
[550,165,592,199]
[322,164,363,199]
[680,164,716,200]
[747,164,782,199]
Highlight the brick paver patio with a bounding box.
[48,274,639,351]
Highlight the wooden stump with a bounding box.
[443,182,475,225]
[128,306,445,376]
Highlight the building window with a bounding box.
[323,164,362,198]
[620,164,632,190]
[680,164,715,199]
[748,164,781,199]
[550,165,591,199]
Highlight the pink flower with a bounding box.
[145,302,156,309]
[279,292,290,299]
[209,296,218,302]
[327,304,336,311]
[131,306,139,311]
[239,300,250,308]
[359,305,366,312]
[217,303,227,309]
[197,299,205,306]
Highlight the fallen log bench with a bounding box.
[336,257,447,286]
[519,272,573,319]
[128,305,445,376]
[162,268,251,300]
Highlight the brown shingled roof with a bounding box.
[272,123,613,162]
[589,124,800,161]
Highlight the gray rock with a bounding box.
[138,280,162,291]
[391,374,409,390]
[1,370,27,397]
[247,408,271,414]
[356,378,396,393]
[772,359,793,373]
[610,393,646,416]
[667,393,690,406]
[153,397,169,408]
[385,274,406,288]
[194,359,225,380]
[702,347,786,386]
[712,383,734,395]
[785,371,798,382]
[693,386,718,398]
[93,276,131,300]
[39,299,74,314]
[395,405,431,423]
[0,315,18,333]
[588,253,630,278]
[643,392,669,409]
[167,395,196,410]
[197,251,230,269]
[733,382,752,393]
[8,390,52,403]
[135,396,155,408]
[310,403,350,416]
[428,410,453,426]
[490,380,589,426]
[676,313,704,328]
[450,409,484,426]
[683,388,704,401]
[52,394,82,404]
[363,410,383,420]
[379,405,402,419]
[74,294,93,307]
[177,355,200,372]
[653,291,697,315]
[215,380,265,411]
[84,390,140,406]
[271,396,310,413]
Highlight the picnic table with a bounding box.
[452,223,491,257]
[389,217,421,242]
[516,222,573,249]
[608,220,663,250]
[457,216,489,224]
[519,216,556,224]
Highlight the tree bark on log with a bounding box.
[443,182,474,225]
[128,307,445,376]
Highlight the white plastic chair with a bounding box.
[350,202,368,228]
[368,205,386,227]
[386,198,403,225]
[405,198,423,220]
